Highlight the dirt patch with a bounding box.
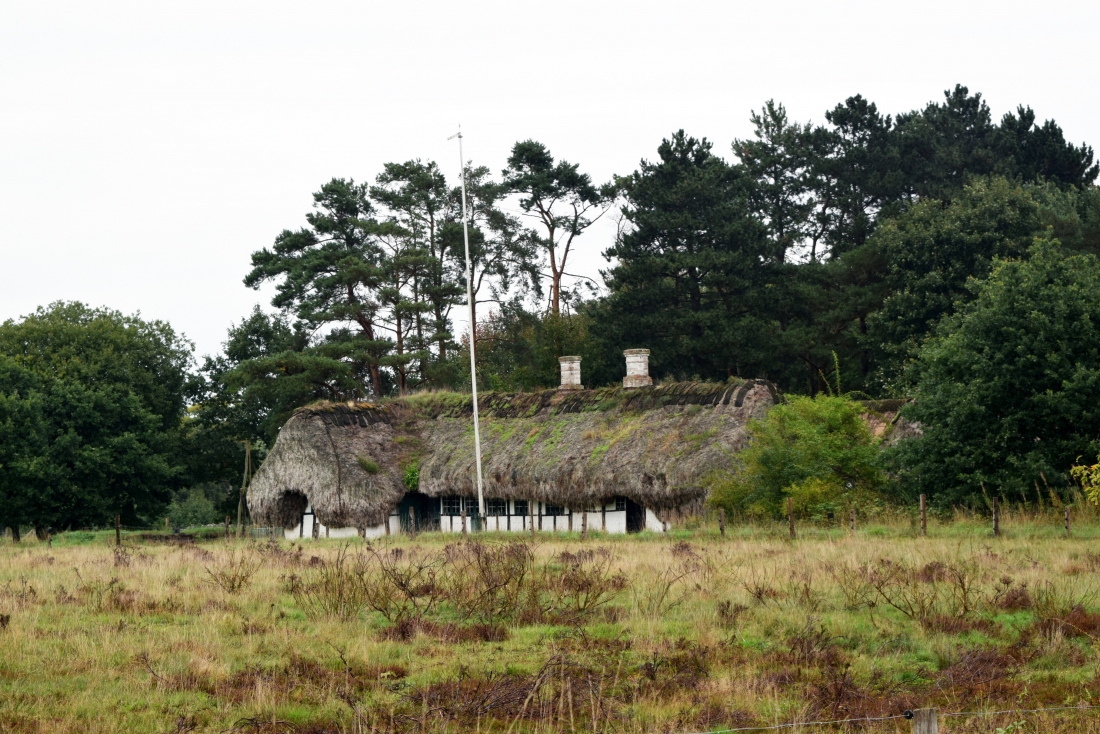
[936,649,1016,691]
[1034,606,1100,638]
[137,533,195,545]
[922,614,996,635]
[380,619,508,643]
[228,718,345,734]
[157,654,406,705]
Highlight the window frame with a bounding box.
[441,496,461,516]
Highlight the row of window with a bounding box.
[440,497,627,516]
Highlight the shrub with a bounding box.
[204,548,262,594]
[166,487,221,528]
[709,394,886,518]
[291,544,368,621]
[1071,455,1100,505]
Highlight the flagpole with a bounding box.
[449,127,485,520]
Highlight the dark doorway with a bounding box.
[398,492,439,533]
[625,498,645,533]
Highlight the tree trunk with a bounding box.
[370,364,383,398]
[395,307,407,395]
[11,526,20,543]
[436,304,447,362]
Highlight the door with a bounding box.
[625,498,645,533]
[397,492,439,533]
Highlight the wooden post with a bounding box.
[385,512,391,536]
[992,497,1000,537]
[581,511,588,540]
[568,509,573,532]
[115,515,121,547]
[910,708,938,734]
[165,517,169,530]
[529,501,535,537]
[1065,506,1071,537]
[787,497,795,540]
[225,516,230,541]
[47,532,52,549]
[409,507,416,538]
[601,504,606,532]
[461,507,467,536]
[849,508,855,534]
[919,494,927,537]
[719,508,726,537]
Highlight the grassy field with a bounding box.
[2,511,1100,733]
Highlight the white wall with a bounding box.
[645,508,668,533]
[602,510,627,534]
[289,497,667,537]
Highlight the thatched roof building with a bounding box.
[248,379,778,532]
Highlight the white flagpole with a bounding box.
[448,127,485,520]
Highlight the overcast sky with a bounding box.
[2,0,1097,360]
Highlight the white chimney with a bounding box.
[559,356,582,390]
[623,349,652,388]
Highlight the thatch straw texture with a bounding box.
[416,380,776,510]
[248,380,777,528]
[248,404,407,529]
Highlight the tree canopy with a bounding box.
[0,303,192,531]
[5,84,1100,522]
[887,241,1100,506]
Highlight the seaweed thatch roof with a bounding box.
[248,379,777,530]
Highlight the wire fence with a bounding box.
[687,704,1100,733]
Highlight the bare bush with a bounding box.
[740,565,782,606]
[205,548,262,594]
[291,544,368,621]
[360,545,447,624]
[825,561,876,611]
[444,540,535,626]
[632,564,690,617]
[867,559,943,624]
[545,547,626,623]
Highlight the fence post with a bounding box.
[1065,506,1071,537]
[225,516,230,542]
[461,508,467,536]
[849,508,855,534]
[581,511,588,540]
[992,497,1000,537]
[409,507,416,538]
[719,508,726,537]
[919,494,927,537]
[115,515,121,547]
[787,497,795,540]
[910,708,938,733]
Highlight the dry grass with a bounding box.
[1,515,1099,733]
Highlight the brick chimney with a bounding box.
[559,356,582,390]
[623,349,652,388]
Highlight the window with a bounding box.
[487,499,507,517]
[544,504,565,517]
[463,497,480,516]
[512,500,529,517]
[441,496,461,516]
[614,497,627,512]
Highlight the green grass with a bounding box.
[1,514,1100,732]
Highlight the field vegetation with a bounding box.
[2,513,1100,733]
